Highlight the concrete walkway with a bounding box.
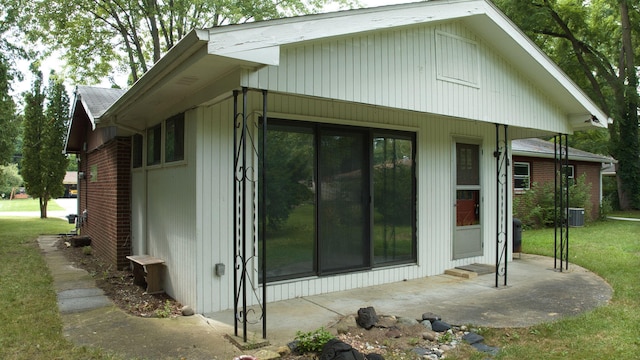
[38,234,613,359]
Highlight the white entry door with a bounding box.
[453,142,483,259]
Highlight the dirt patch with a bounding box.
[56,238,182,318]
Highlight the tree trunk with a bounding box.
[616,0,640,210]
[40,198,48,218]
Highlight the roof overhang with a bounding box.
[99,0,609,132]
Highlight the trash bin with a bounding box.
[513,218,522,253]
[67,214,77,224]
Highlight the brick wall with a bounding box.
[513,156,601,221]
[78,137,132,269]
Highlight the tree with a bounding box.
[0,53,19,165]
[23,0,355,85]
[21,69,68,218]
[494,0,640,210]
[0,163,22,199]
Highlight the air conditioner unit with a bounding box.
[568,208,585,227]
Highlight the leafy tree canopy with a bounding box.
[18,0,356,85]
[494,0,640,209]
[20,69,69,217]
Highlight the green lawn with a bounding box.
[0,218,120,360]
[478,216,640,360]
[1,212,638,359]
[0,198,64,212]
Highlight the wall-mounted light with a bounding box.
[78,171,85,180]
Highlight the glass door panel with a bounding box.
[318,129,369,273]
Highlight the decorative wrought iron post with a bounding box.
[554,134,569,271]
[232,88,268,342]
[494,124,509,287]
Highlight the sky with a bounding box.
[10,0,418,101]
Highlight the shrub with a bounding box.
[294,327,334,353]
[514,174,592,229]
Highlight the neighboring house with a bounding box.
[65,0,607,315]
[62,171,78,198]
[512,138,615,221]
[66,86,129,268]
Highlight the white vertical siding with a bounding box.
[196,100,236,313]
[194,92,513,312]
[145,111,198,309]
[243,22,570,135]
[131,170,146,255]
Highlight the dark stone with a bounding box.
[421,312,441,322]
[320,339,365,360]
[365,353,385,360]
[471,343,500,356]
[356,307,378,330]
[431,320,451,332]
[288,340,299,353]
[70,236,91,247]
[462,332,484,345]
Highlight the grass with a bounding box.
[0,198,64,212]
[0,217,120,360]
[475,215,640,360]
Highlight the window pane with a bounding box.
[514,163,529,176]
[318,130,368,273]
[132,134,143,168]
[260,124,315,281]
[165,114,184,162]
[456,143,479,185]
[146,125,161,166]
[372,136,415,265]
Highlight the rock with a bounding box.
[460,325,468,331]
[439,344,452,352]
[337,324,350,335]
[412,347,429,356]
[253,349,280,360]
[376,315,398,328]
[422,330,437,341]
[397,316,418,326]
[472,343,500,356]
[357,307,378,329]
[365,353,384,360]
[386,329,402,338]
[431,320,451,333]
[180,305,194,316]
[287,340,299,353]
[420,320,433,331]
[276,346,291,355]
[421,312,441,322]
[462,332,484,345]
[430,348,444,357]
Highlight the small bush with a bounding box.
[514,174,592,229]
[294,327,334,353]
[82,246,92,255]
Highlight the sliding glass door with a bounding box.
[260,120,416,282]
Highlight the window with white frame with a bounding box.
[563,164,575,185]
[514,162,530,190]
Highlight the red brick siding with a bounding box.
[513,156,601,221]
[78,137,132,269]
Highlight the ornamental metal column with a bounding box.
[233,88,268,342]
[554,134,569,271]
[494,124,509,287]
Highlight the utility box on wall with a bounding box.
[568,208,585,227]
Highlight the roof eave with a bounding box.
[99,29,211,126]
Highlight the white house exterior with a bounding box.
[87,0,607,315]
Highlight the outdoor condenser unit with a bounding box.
[568,208,585,227]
